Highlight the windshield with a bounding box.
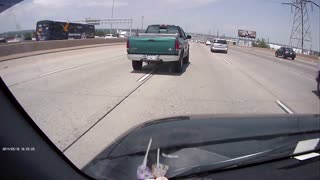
[0,0,319,180]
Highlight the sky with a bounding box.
[0,0,319,51]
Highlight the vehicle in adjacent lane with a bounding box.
[211,39,228,53]
[205,40,211,45]
[36,20,95,41]
[0,38,7,43]
[104,34,117,39]
[127,24,191,73]
[275,47,296,60]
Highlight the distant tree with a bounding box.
[259,38,269,48]
[95,30,105,37]
[253,38,269,48]
[24,32,34,40]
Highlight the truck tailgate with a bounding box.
[128,37,177,55]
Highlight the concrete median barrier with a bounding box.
[0,38,127,58]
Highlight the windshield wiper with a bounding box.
[169,142,320,179]
[104,130,320,160]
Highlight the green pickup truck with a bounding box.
[127,24,191,73]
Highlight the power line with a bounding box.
[141,16,144,30]
[110,0,115,34]
[282,0,319,53]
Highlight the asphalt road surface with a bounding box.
[0,43,319,169]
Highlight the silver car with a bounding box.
[211,39,228,53]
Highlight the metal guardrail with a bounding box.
[0,38,127,57]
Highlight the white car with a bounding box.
[205,40,211,45]
[211,39,228,53]
[104,34,117,39]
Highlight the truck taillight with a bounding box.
[126,40,130,49]
[175,39,180,51]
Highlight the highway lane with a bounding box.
[230,46,318,79]
[220,48,318,113]
[0,44,126,86]
[0,42,319,169]
[0,44,149,150]
[65,43,319,168]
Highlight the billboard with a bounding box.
[248,31,256,38]
[238,29,256,38]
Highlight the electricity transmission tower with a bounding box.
[282,0,319,54]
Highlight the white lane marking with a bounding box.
[224,59,231,65]
[137,71,153,82]
[275,100,294,114]
[290,70,314,81]
[39,65,80,77]
[38,54,125,77]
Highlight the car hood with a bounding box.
[84,114,320,179]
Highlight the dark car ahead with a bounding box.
[0,38,7,43]
[275,47,296,60]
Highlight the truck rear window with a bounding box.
[146,25,180,35]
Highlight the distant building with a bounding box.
[238,40,252,47]
[268,43,282,50]
[226,39,237,45]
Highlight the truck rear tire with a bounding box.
[183,51,189,64]
[174,55,183,73]
[132,61,142,71]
